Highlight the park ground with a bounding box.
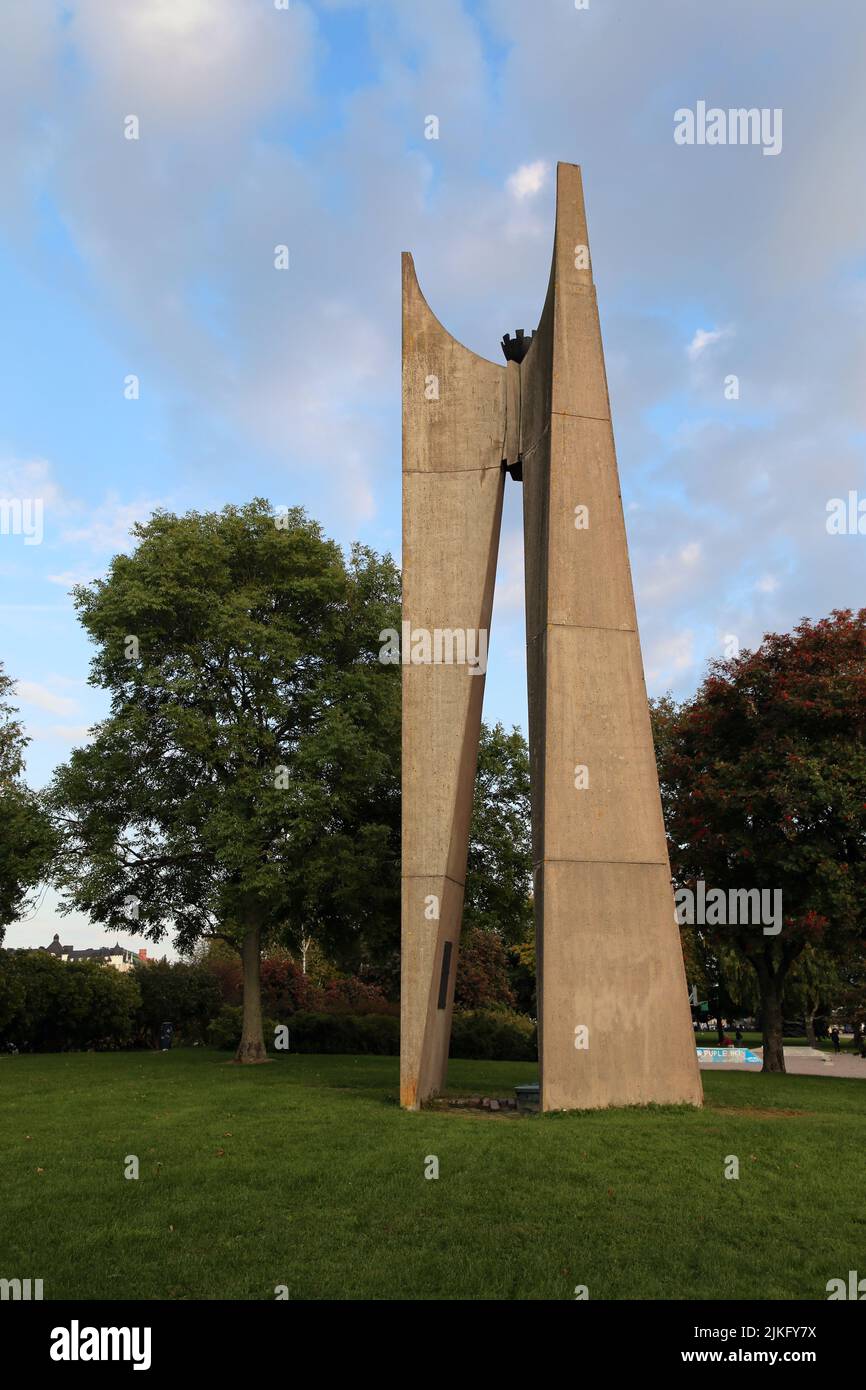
[1,1050,864,1301]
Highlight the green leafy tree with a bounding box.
[508,921,537,1017]
[654,611,866,1072]
[464,722,532,946]
[832,948,866,1029]
[783,944,847,1046]
[0,665,57,937]
[48,500,400,1062]
[457,721,534,1014]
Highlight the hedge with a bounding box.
[0,951,141,1051]
[450,1008,536,1061]
[0,952,222,1052]
[207,1004,535,1060]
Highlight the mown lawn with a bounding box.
[1,1050,863,1300]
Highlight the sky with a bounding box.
[2,0,864,951]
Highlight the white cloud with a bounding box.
[67,0,316,131]
[46,569,102,589]
[756,573,780,593]
[0,456,68,512]
[61,494,161,554]
[645,630,696,687]
[687,327,731,361]
[15,681,80,716]
[506,161,550,201]
[43,674,88,690]
[641,538,708,604]
[46,723,92,741]
[0,459,162,557]
[28,722,92,744]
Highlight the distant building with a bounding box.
[42,934,147,973]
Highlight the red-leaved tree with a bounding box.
[655,610,866,1072]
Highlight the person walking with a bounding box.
[831,1026,841,1054]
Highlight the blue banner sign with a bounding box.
[697,1047,761,1065]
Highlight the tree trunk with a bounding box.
[804,1006,817,1049]
[235,924,268,1064]
[760,976,786,1073]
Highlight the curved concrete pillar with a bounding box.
[400,254,506,1109]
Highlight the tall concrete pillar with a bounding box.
[400,164,702,1114]
[520,164,702,1111]
[400,253,506,1110]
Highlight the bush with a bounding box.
[207,1007,400,1055]
[64,960,141,1050]
[207,1005,278,1052]
[0,951,141,1051]
[0,955,26,1036]
[278,1011,400,1054]
[317,976,396,1016]
[206,957,243,1007]
[454,928,516,1011]
[207,1005,242,1051]
[205,1005,534,1060]
[206,956,397,1018]
[450,1009,536,1061]
[260,958,322,1016]
[135,959,222,1048]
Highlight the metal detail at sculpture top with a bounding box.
[501,329,535,363]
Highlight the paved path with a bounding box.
[698,1048,866,1078]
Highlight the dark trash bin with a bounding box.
[514,1083,540,1114]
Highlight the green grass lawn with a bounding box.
[1,1049,864,1300]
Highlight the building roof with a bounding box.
[41,934,142,964]
[45,933,73,956]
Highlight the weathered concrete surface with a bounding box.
[400,166,702,1114]
[520,164,702,1112]
[400,253,505,1109]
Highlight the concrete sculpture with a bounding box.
[400,162,702,1114]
